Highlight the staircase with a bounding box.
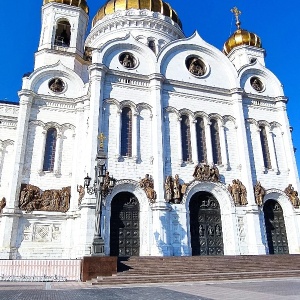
[91,255,300,285]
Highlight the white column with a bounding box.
[115,109,121,159]
[132,111,138,160]
[149,73,172,255]
[204,119,213,164]
[177,117,183,166]
[218,120,228,168]
[38,130,47,174]
[190,118,198,164]
[232,91,265,254]
[0,90,33,259]
[266,128,279,174]
[53,133,63,175]
[256,127,266,173]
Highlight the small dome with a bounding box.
[223,29,262,55]
[43,0,89,14]
[92,0,182,28]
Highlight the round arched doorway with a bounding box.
[110,192,140,256]
[263,200,289,254]
[189,191,223,256]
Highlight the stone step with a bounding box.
[91,270,300,286]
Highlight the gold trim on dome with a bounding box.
[223,7,262,55]
[92,0,182,28]
[43,0,89,14]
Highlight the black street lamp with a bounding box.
[84,134,115,256]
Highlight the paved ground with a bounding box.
[0,278,299,299]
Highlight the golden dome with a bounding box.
[223,7,262,55]
[223,29,262,55]
[43,0,89,14]
[92,0,182,28]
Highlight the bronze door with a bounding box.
[189,191,223,256]
[110,192,140,256]
[263,200,289,254]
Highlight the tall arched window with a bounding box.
[210,119,222,165]
[181,115,192,162]
[259,125,272,169]
[43,128,57,172]
[54,20,71,47]
[196,117,207,163]
[121,107,132,157]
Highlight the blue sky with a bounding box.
[0,0,299,173]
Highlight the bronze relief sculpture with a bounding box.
[0,197,6,213]
[228,179,248,206]
[164,174,188,204]
[193,163,220,182]
[284,184,300,208]
[140,174,157,204]
[19,184,70,213]
[254,181,266,206]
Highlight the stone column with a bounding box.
[190,118,198,164]
[176,116,183,165]
[0,90,33,259]
[149,73,172,256]
[132,111,138,160]
[79,62,108,256]
[115,109,121,159]
[38,130,47,174]
[231,90,265,254]
[204,119,213,164]
[266,128,279,174]
[53,132,63,175]
[218,120,229,169]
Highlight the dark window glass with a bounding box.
[259,126,272,169]
[181,115,192,162]
[148,40,156,54]
[43,128,57,171]
[210,119,222,165]
[196,117,207,163]
[121,107,132,157]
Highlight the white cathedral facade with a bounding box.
[0,0,299,260]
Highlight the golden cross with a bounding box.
[98,132,106,149]
[231,6,242,29]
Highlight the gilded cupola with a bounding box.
[223,7,262,55]
[92,0,182,28]
[43,0,89,14]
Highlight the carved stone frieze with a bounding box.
[164,174,188,204]
[254,181,266,206]
[139,174,157,204]
[193,163,220,182]
[284,184,300,208]
[228,179,248,206]
[0,197,6,212]
[19,184,70,213]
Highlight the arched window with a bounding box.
[259,125,272,169]
[210,119,222,165]
[54,20,71,47]
[43,128,57,172]
[181,115,192,162]
[196,117,207,163]
[121,107,132,157]
[148,40,156,54]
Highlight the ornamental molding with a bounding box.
[105,98,152,114]
[244,93,286,103]
[105,73,150,89]
[0,104,19,116]
[164,79,231,96]
[86,9,183,47]
[265,188,287,198]
[165,107,236,125]
[29,120,76,134]
[0,118,18,128]
[32,98,77,111]
[0,139,14,149]
[246,118,282,130]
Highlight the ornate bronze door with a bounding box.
[263,200,289,254]
[189,191,223,256]
[110,192,140,256]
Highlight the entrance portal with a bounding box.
[263,200,289,254]
[189,191,223,256]
[110,192,140,256]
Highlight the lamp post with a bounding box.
[84,134,115,256]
